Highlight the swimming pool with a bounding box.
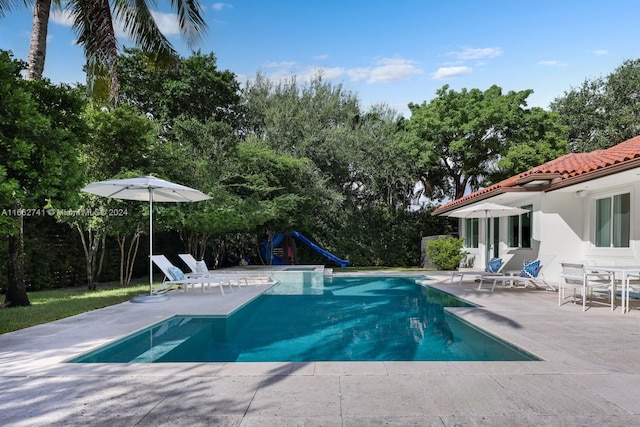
[71,276,539,363]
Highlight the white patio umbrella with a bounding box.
[444,202,529,267]
[81,176,211,298]
[445,202,529,219]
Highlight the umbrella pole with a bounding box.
[149,189,153,295]
[486,212,495,265]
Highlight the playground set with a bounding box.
[259,231,350,269]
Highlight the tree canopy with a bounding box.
[7,45,638,298]
[405,84,568,200]
[1,50,86,306]
[550,58,640,152]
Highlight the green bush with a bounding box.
[425,236,467,270]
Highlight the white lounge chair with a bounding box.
[478,256,556,292]
[151,255,230,295]
[558,262,615,311]
[450,255,513,285]
[178,253,248,290]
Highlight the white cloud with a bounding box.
[345,58,422,84]
[260,63,345,84]
[256,57,420,86]
[313,54,330,60]
[302,66,344,80]
[212,3,233,11]
[262,61,297,70]
[431,66,472,80]
[151,11,181,36]
[537,60,568,67]
[367,58,423,83]
[50,9,73,26]
[592,49,608,56]
[347,67,371,82]
[449,47,503,61]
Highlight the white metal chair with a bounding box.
[558,262,615,311]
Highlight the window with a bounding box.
[491,217,499,258]
[595,193,630,247]
[464,218,479,248]
[508,205,532,248]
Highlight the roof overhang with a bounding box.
[516,173,563,188]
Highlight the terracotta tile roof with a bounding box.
[527,135,640,176]
[432,135,640,215]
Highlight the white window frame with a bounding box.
[464,217,479,248]
[594,192,630,248]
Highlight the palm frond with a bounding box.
[170,0,207,47]
[70,0,119,103]
[0,0,33,17]
[113,0,177,67]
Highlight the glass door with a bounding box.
[486,217,499,262]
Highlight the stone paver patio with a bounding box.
[1,271,639,426]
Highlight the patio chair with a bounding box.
[478,255,556,292]
[558,262,615,311]
[178,253,248,290]
[151,255,230,295]
[450,255,513,285]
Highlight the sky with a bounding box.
[2,1,640,118]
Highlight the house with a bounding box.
[431,135,640,284]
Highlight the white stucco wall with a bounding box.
[523,180,640,285]
[458,176,640,287]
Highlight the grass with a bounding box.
[0,283,148,335]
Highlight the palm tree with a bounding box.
[24,0,207,104]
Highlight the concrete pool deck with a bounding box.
[1,270,639,426]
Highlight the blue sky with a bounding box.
[2,1,640,117]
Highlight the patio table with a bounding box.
[585,266,640,314]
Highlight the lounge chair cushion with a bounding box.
[520,259,541,278]
[168,266,185,281]
[485,258,502,273]
[195,260,208,273]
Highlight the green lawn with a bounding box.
[0,284,148,335]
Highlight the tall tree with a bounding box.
[24,0,207,104]
[0,50,86,307]
[241,74,426,265]
[405,84,558,200]
[72,105,156,288]
[551,58,640,152]
[490,107,569,183]
[118,48,242,128]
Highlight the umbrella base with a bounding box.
[130,294,170,303]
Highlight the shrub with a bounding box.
[425,236,467,270]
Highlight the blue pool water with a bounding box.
[71,276,538,363]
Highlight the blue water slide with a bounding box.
[290,231,351,268]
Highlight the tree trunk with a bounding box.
[4,210,31,307]
[76,223,102,291]
[118,227,142,286]
[125,229,141,286]
[26,0,52,80]
[118,235,125,285]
